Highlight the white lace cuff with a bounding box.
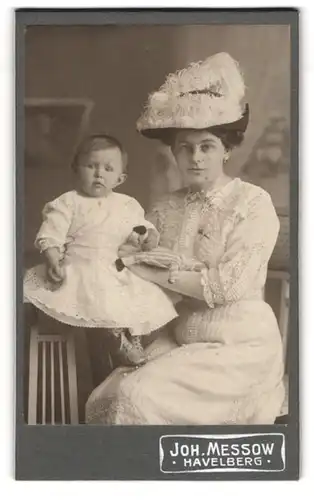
[200,268,215,308]
[180,256,206,272]
[35,238,63,253]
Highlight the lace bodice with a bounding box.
[146,178,280,344]
[147,178,279,305]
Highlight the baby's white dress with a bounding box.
[24,190,178,333]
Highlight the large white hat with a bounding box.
[137,52,249,139]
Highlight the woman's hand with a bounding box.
[127,264,205,302]
[131,246,181,265]
[122,247,183,283]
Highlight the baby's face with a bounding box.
[76,147,126,197]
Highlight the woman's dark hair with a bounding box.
[71,134,128,172]
[159,127,244,151]
[206,127,245,151]
[155,103,249,151]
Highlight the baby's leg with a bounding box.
[111,328,147,367]
[87,328,115,386]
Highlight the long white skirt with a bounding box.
[85,327,285,425]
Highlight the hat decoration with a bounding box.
[137,52,248,138]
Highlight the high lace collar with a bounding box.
[185,177,240,206]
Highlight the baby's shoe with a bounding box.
[111,329,147,367]
[120,333,147,366]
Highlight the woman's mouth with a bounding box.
[188,168,204,174]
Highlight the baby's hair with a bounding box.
[71,134,128,172]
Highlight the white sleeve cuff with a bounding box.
[35,238,63,253]
[200,268,215,308]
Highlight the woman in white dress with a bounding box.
[85,53,285,425]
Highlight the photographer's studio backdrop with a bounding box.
[24,25,290,424]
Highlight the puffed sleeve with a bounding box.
[34,192,75,252]
[201,190,280,307]
[127,198,160,236]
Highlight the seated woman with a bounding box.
[85,52,285,425]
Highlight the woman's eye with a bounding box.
[181,144,193,154]
[201,144,210,153]
[86,164,95,169]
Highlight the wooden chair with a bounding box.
[267,269,290,421]
[27,316,79,425]
[268,270,290,368]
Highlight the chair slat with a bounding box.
[50,341,55,424]
[27,309,79,425]
[42,341,46,424]
[279,279,290,370]
[58,340,66,424]
[67,332,79,424]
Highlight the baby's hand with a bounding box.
[126,226,160,251]
[125,227,144,249]
[132,225,148,247]
[47,262,65,284]
[43,247,65,284]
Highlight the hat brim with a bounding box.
[139,103,249,142]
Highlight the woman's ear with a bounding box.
[223,151,230,163]
[115,173,127,187]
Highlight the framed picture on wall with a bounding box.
[25,98,94,169]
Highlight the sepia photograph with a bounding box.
[22,22,291,427]
[15,9,299,480]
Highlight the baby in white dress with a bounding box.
[24,134,178,366]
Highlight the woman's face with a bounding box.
[172,130,227,189]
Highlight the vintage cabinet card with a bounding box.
[15,8,299,480]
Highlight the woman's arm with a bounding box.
[125,189,279,307]
[198,190,279,307]
[118,243,206,298]
[127,264,205,301]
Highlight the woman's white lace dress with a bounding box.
[23,190,178,333]
[85,178,285,424]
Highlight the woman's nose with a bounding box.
[192,148,202,164]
